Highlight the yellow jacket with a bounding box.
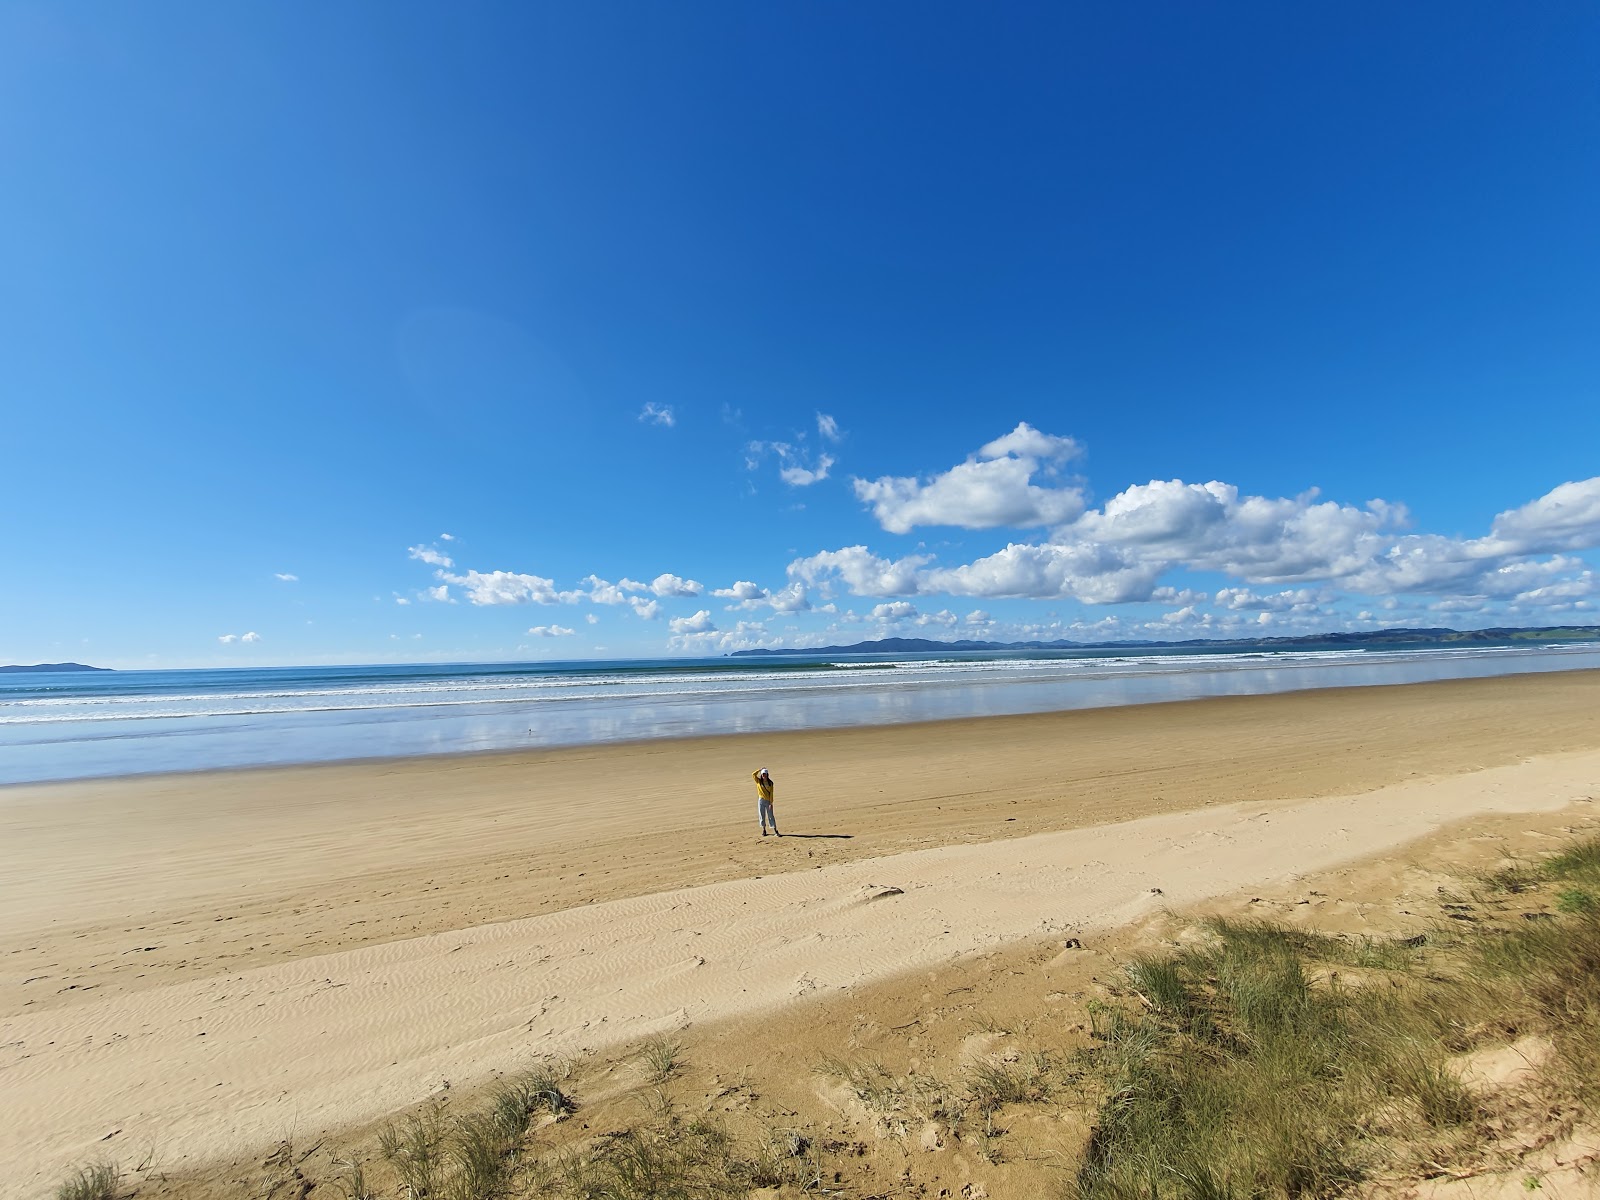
[752,770,774,801]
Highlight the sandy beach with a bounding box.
[4,670,1599,1192]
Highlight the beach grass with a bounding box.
[54,1163,119,1200]
[1070,837,1600,1199]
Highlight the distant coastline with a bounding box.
[0,662,111,673]
[730,625,1600,657]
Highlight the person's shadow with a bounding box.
[780,832,853,840]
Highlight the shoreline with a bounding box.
[8,648,1600,787]
[7,662,1600,793]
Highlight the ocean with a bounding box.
[4,641,1599,785]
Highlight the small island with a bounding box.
[0,662,113,673]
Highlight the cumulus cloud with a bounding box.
[585,612,600,625]
[639,402,675,427]
[1213,587,1327,612]
[217,634,236,644]
[870,601,918,621]
[797,475,1600,614]
[767,582,812,613]
[650,573,703,597]
[274,573,298,582]
[439,533,456,541]
[669,609,715,634]
[667,619,772,654]
[423,584,454,604]
[789,546,932,597]
[714,580,768,601]
[1485,478,1600,554]
[817,412,842,443]
[527,624,576,637]
[852,422,1085,533]
[630,597,662,620]
[218,632,262,644]
[583,575,648,605]
[438,569,578,606]
[408,544,454,568]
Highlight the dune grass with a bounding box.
[1070,837,1600,1200]
[54,1163,119,1200]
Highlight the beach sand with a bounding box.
[3,670,1599,1191]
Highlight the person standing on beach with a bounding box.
[753,767,780,836]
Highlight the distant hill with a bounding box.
[730,626,1600,657]
[0,662,112,673]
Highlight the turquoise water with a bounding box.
[3,642,1598,785]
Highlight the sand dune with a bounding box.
[5,747,1597,1191]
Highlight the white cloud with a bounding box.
[395,596,411,605]
[824,475,1600,609]
[1485,478,1600,554]
[217,634,236,644]
[630,597,662,620]
[964,609,993,626]
[527,624,576,637]
[1150,586,1209,606]
[439,532,456,541]
[585,612,600,625]
[217,631,262,644]
[914,608,959,628]
[242,632,262,643]
[751,437,836,488]
[424,584,454,604]
[274,573,298,582]
[780,454,835,487]
[714,580,768,601]
[926,541,1165,603]
[870,601,918,621]
[583,575,648,605]
[639,402,675,427]
[669,609,715,634]
[817,412,842,443]
[650,572,703,597]
[978,423,1082,462]
[667,619,773,654]
[439,569,577,606]
[1213,587,1327,612]
[852,423,1085,533]
[767,582,811,613]
[789,546,932,597]
[409,544,455,568]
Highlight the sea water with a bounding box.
[3,642,1599,785]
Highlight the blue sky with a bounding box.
[3,2,1598,668]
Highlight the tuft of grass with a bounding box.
[639,1036,683,1084]
[1073,919,1478,1199]
[966,1053,1050,1113]
[1540,836,1600,882]
[1125,953,1190,1018]
[1555,887,1596,915]
[549,1101,822,1199]
[331,1157,374,1200]
[379,1108,446,1200]
[55,1163,119,1200]
[815,1055,907,1114]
